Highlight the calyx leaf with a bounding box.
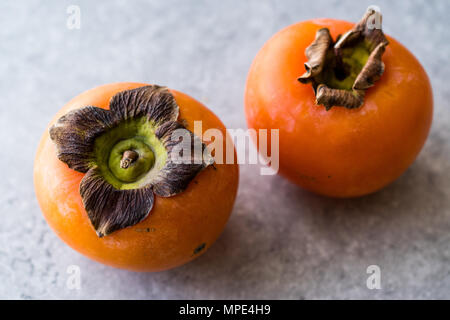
[80,167,154,237]
[49,85,213,236]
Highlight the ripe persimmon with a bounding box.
[245,7,433,197]
[34,82,239,271]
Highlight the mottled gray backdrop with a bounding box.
[0,0,449,299]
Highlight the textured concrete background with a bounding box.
[0,0,449,299]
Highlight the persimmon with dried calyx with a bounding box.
[245,7,433,198]
[34,83,239,271]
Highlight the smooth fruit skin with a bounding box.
[245,19,433,198]
[34,83,239,271]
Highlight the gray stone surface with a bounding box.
[0,0,449,299]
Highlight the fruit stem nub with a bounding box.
[120,150,139,169]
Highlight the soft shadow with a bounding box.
[130,134,449,298]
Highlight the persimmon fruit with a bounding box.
[34,82,239,271]
[244,8,433,197]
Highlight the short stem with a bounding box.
[108,138,155,184]
[120,150,139,169]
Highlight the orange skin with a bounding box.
[245,19,433,197]
[34,83,239,271]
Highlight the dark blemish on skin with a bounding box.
[328,175,331,178]
[194,180,199,184]
[193,243,206,255]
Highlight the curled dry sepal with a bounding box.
[49,85,214,237]
[298,6,389,110]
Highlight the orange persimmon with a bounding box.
[34,82,239,271]
[244,9,432,197]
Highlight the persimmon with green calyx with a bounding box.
[34,83,239,271]
[244,6,433,198]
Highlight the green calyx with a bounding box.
[320,42,370,91]
[93,117,167,190]
[49,85,215,237]
[108,138,155,183]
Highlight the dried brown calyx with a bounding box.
[298,6,389,110]
[50,85,214,237]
